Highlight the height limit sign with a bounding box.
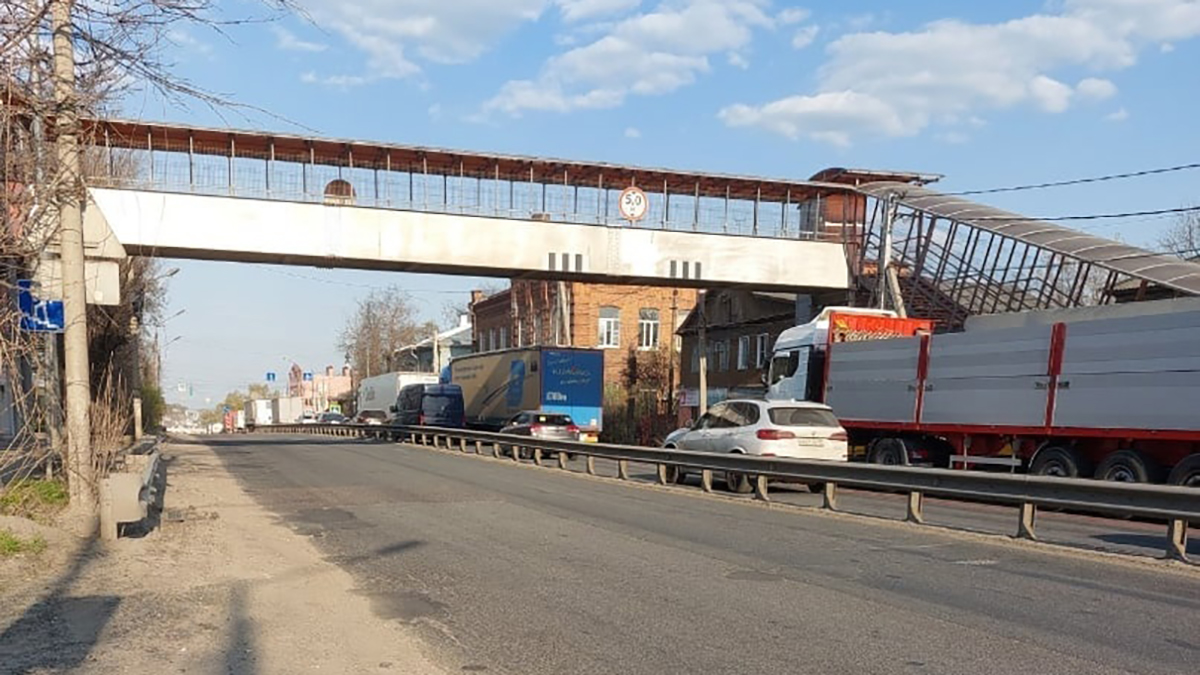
[618,186,648,223]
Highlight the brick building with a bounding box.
[676,290,801,422]
[470,281,698,387]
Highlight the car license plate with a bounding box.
[796,438,821,447]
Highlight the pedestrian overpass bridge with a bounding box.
[77,118,861,293]
[62,117,1200,323]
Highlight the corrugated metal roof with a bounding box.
[858,182,1200,296]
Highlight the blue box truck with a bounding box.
[448,347,604,440]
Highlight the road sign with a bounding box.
[303,371,314,382]
[618,186,649,222]
[266,372,277,383]
[17,280,65,333]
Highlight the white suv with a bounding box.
[663,399,848,493]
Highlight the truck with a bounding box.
[356,371,440,417]
[449,347,604,440]
[767,303,1200,486]
[223,409,246,434]
[244,399,274,430]
[271,396,305,425]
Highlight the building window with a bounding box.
[756,333,771,369]
[690,345,700,373]
[489,328,497,352]
[638,308,660,350]
[737,335,751,370]
[533,314,543,346]
[598,306,620,349]
[499,326,509,350]
[714,340,729,372]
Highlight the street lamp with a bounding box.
[158,335,183,382]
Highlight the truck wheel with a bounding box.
[1095,450,1165,484]
[725,470,753,494]
[1167,454,1200,487]
[868,438,908,466]
[1029,446,1091,478]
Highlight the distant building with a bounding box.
[392,315,474,373]
[676,290,800,422]
[470,281,698,388]
[288,364,353,413]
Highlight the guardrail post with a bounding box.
[557,451,568,470]
[754,475,769,502]
[1017,502,1038,540]
[906,491,925,524]
[657,463,669,485]
[459,438,467,453]
[701,469,713,493]
[492,442,501,458]
[822,482,838,511]
[99,477,118,542]
[533,448,543,466]
[586,456,595,475]
[1167,519,1189,562]
[474,440,482,455]
[511,444,520,462]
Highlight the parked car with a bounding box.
[498,411,581,458]
[300,411,317,424]
[663,399,848,493]
[353,409,387,426]
[389,383,465,428]
[317,411,347,425]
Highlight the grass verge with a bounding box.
[0,529,47,556]
[0,479,70,521]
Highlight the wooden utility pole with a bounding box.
[698,290,708,416]
[667,290,677,417]
[52,0,95,513]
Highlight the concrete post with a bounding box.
[822,482,838,511]
[132,396,143,441]
[1167,519,1189,562]
[1018,502,1037,540]
[753,475,769,502]
[533,448,543,466]
[586,456,595,475]
[53,0,96,515]
[701,469,713,493]
[557,451,567,470]
[617,459,629,480]
[657,464,669,485]
[906,491,925,524]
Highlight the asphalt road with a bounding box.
[202,435,1200,675]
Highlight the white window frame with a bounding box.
[638,308,660,350]
[737,335,751,371]
[756,333,771,369]
[499,326,509,350]
[598,306,621,349]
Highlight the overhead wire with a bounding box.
[945,161,1200,196]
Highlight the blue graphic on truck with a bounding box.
[540,349,603,432]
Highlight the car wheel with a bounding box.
[725,470,752,494]
[868,438,908,465]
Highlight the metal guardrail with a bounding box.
[257,423,1198,562]
[99,447,161,541]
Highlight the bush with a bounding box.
[141,384,166,432]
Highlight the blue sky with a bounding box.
[135,0,1200,406]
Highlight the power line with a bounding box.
[975,204,1200,223]
[947,162,1200,196]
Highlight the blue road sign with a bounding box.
[17,280,65,333]
[303,371,314,382]
[266,372,277,383]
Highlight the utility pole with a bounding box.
[879,194,894,311]
[52,0,95,513]
[698,290,708,416]
[431,325,440,374]
[667,289,677,418]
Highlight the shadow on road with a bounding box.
[0,537,120,674]
[1093,531,1200,557]
[223,582,259,675]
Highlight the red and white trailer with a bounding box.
[767,305,1200,486]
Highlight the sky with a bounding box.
[131,0,1200,407]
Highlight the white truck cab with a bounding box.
[767,307,898,401]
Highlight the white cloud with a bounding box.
[557,0,641,22]
[720,0,1200,144]
[294,0,547,80]
[778,8,809,25]
[1106,107,1130,121]
[486,0,773,115]
[428,103,443,119]
[272,26,328,52]
[300,71,369,87]
[624,126,642,138]
[1076,76,1118,100]
[791,24,819,49]
[1161,42,1176,52]
[935,130,970,144]
[728,51,750,69]
[167,30,213,56]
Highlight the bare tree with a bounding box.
[1158,210,1200,259]
[338,287,424,378]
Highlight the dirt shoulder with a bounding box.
[0,437,449,674]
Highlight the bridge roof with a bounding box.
[83,117,861,203]
[859,181,1200,296]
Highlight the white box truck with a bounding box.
[244,399,274,431]
[356,372,439,417]
[271,396,305,425]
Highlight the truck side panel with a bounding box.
[826,338,920,423]
[1055,312,1200,432]
[452,349,542,429]
[921,325,1052,427]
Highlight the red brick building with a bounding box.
[470,281,698,388]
